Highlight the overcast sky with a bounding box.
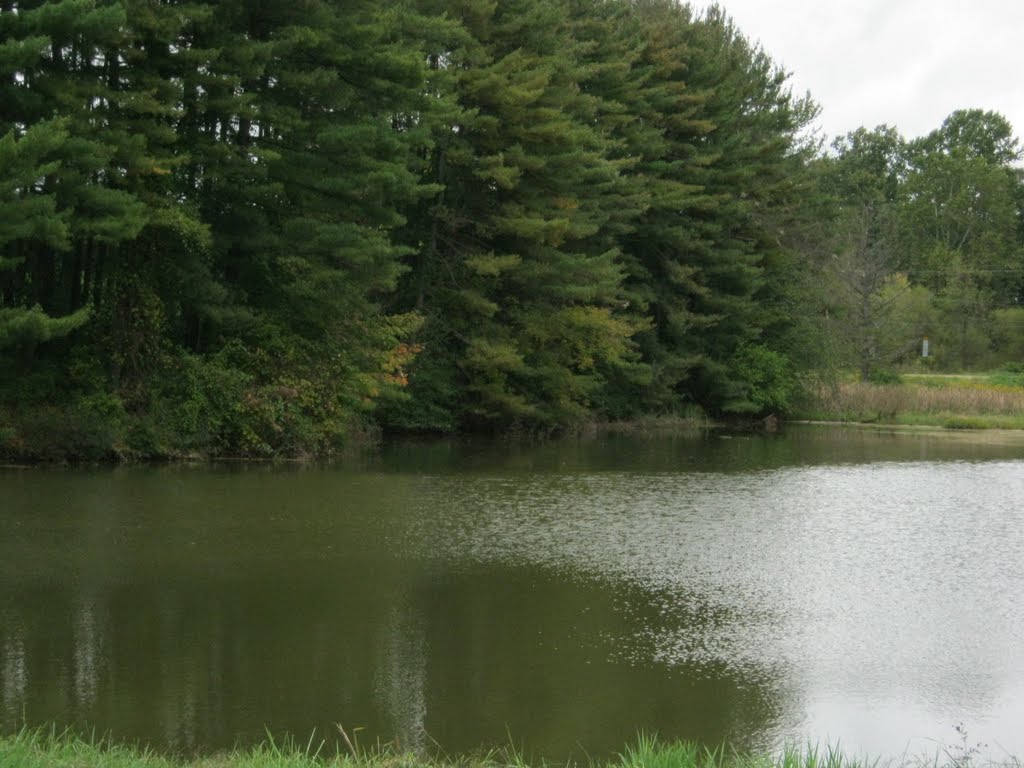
[692,0,1024,147]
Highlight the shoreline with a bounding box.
[1,730,1017,768]
[4,416,1024,467]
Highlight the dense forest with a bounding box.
[1,0,1022,460]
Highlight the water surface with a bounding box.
[3,425,1024,760]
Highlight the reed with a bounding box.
[799,376,1024,429]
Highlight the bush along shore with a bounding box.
[1,730,1019,768]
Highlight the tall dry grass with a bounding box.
[804,379,1024,425]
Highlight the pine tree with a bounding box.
[615,1,816,415]
[0,119,89,363]
[391,0,646,431]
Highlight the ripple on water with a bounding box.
[398,460,1024,755]
[3,450,1024,759]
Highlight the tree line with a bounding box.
[1,0,1021,459]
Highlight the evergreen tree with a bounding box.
[616,1,816,415]
[391,0,646,431]
[0,120,89,362]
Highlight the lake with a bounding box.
[3,425,1024,761]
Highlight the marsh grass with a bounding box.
[1,729,1019,768]
[571,402,716,437]
[800,375,1024,429]
[582,410,714,436]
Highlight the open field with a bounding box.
[797,372,1024,429]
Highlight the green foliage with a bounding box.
[989,308,1024,366]
[385,0,655,431]
[0,393,127,462]
[2,1,1020,459]
[998,360,1024,375]
[726,344,797,414]
[989,369,1024,388]
[0,120,71,250]
[0,304,90,351]
[810,108,1024,381]
[867,368,902,385]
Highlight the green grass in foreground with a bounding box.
[0,729,1019,768]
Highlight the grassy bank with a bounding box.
[1,729,1017,768]
[797,371,1024,429]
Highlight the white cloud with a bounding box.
[693,0,1024,144]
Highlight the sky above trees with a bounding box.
[695,0,1024,145]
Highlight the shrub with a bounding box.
[727,345,797,415]
[867,368,902,385]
